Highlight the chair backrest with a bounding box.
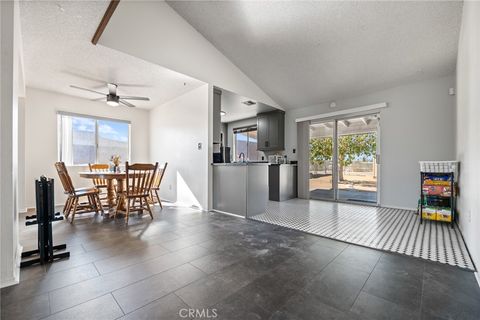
[125,162,158,196]
[152,162,168,189]
[88,163,109,187]
[54,162,75,195]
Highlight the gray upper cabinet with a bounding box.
[257,110,285,151]
[212,88,222,144]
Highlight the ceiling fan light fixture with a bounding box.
[106,100,119,107]
[106,94,119,107]
[70,83,147,108]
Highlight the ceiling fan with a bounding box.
[69,83,150,108]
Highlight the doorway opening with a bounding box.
[309,114,379,204]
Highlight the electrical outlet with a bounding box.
[197,142,202,150]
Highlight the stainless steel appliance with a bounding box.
[268,155,283,164]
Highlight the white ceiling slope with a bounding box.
[98,0,280,109]
[19,1,204,109]
[167,1,463,109]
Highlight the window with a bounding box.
[233,126,260,161]
[58,113,130,165]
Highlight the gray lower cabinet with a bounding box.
[212,163,269,217]
[269,164,297,201]
[257,110,285,151]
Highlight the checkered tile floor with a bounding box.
[250,199,475,271]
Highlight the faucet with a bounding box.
[238,152,245,162]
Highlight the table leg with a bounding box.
[106,180,116,214]
[116,178,127,211]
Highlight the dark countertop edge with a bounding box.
[211,163,269,166]
[211,163,297,166]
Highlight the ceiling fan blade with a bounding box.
[115,83,153,88]
[119,96,150,101]
[70,85,106,96]
[107,83,117,95]
[91,97,105,101]
[119,100,136,108]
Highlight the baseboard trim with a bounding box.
[0,276,19,289]
[383,205,417,211]
[0,245,21,289]
[14,243,22,278]
[211,209,245,219]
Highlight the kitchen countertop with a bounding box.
[212,162,297,166]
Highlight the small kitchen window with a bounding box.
[233,126,259,161]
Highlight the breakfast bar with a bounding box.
[212,162,269,217]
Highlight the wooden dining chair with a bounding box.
[55,162,103,222]
[114,162,158,225]
[150,162,168,209]
[88,163,109,189]
[88,163,110,204]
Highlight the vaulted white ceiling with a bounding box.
[220,88,277,123]
[167,1,463,109]
[20,0,205,109]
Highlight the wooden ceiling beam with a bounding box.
[91,0,120,45]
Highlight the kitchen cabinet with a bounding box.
[212,163,269,217]
[212,88,222,144]
[269,164,297,201]
[257,110,285,151]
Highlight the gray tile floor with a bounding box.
[2,204,480,320]
[251,199,474,270]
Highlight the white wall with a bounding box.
[149,85,210,210]
[455,1,480,276]
[24,88,150,209]
[1,0,24,288]
[99,1,279,109]
[17,98,26,213]
[286,75,456,209]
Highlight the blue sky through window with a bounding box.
[72,117,95,132]
[98,120,129,142]
[235,133,257,143]
[71,117,128,142]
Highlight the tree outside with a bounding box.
[310,136,333,174]
[310,132,377,181]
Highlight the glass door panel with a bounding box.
[336,115,378,203]
[309,121,335,200]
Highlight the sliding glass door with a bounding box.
[309,121,335,200]
[336,115,379,203]
[309,114,379,204]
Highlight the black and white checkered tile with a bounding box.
[250,199,475,271]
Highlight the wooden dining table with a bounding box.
[79,171,128,213]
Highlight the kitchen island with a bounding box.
[269,164,298,201]
[212,162,269,217]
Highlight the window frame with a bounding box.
[233,125,259,161]
[57,111,131,166]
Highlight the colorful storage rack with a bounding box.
[419,161,458,228]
